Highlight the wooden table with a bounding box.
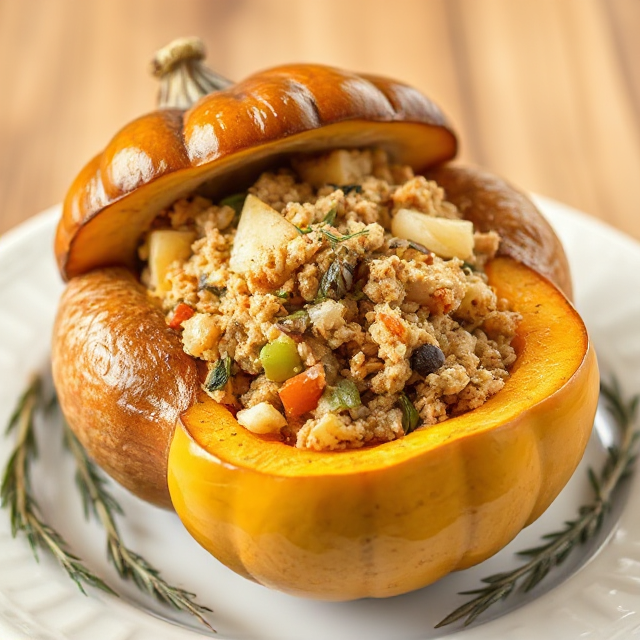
[1,0,639,242]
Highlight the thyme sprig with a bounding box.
[0,376,115,596]
[437,378,640,629]
[65,427,214,632]
[1,374,214,632]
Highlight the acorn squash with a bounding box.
[51,37,599,600]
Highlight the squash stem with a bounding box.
[151,36,232,109]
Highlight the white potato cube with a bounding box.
[293,150,372,188]
[229,194,299,275]
[391,209,474,260]
[237,402,287,435]
[148,230,196,293]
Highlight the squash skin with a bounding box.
[51,268,198,507]
[55,64,457,280]
[167,258,598,600]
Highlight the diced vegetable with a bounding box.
[391,209,474,260]
[279,364,326,418]
[294,150,371,188]
[236,402,287,435]
[204,356,232,393]
[148,229,196,293]
[275,310,310,335]
[379,312,406,338]
[260,335,303,382]
[229,194,299,274]
[324,379,362,412]
[398,392,420,435]
[167,302,195,329]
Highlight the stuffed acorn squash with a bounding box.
[52,37,598,600]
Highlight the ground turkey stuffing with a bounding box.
[141,148,520,451]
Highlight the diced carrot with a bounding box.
[168,303,195,329]
[379,312,406,338]
[278,364,326,418]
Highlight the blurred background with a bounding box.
[0,0,639,240]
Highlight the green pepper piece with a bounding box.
[325,379,362,412]
[260,336,304,382]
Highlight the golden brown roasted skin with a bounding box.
[52,268,198,507]
[426,164,572,299]
[55,64,458,280]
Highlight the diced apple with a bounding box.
[148,229,196,293]
[293,150,371,188]
[236,402,287,435]
[229,194,299,274]
[391,209,474,260]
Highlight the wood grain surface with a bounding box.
[1,0,639,241]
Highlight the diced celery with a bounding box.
[260,336,304,382]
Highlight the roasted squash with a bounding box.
[51,37,598,600]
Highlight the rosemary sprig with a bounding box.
[437,378,640,629]
[64,427,214,632]
[0,376,115,596]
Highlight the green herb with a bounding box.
[275,290,290,299]
[328,183,362,195]
[461,261,477,274]
[322,206,338,226]
[325,379,362,412]
[1,377,115,597]
[65,426,214,631]
[389,238,431,255]
[294,225,313,235]
[437,378,639,629]
[319,228,369,248]
[197,274,226,297]
[219,192,247,215]
[204,356,232,393]
[316,258,356,301]
[398,392,420,434]
[1,375,215,630]
[275,309,310,335]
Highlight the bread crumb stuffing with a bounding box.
[144,149,519,450]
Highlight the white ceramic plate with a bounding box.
[0,198,639,640]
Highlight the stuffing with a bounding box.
[144,149,519,450]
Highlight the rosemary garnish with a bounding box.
[0,377,115,596]
[65,427,214,631]
[437,378,640,629]
[322,206,338,226]
[1,375,215,631]
[319,228,368,247]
